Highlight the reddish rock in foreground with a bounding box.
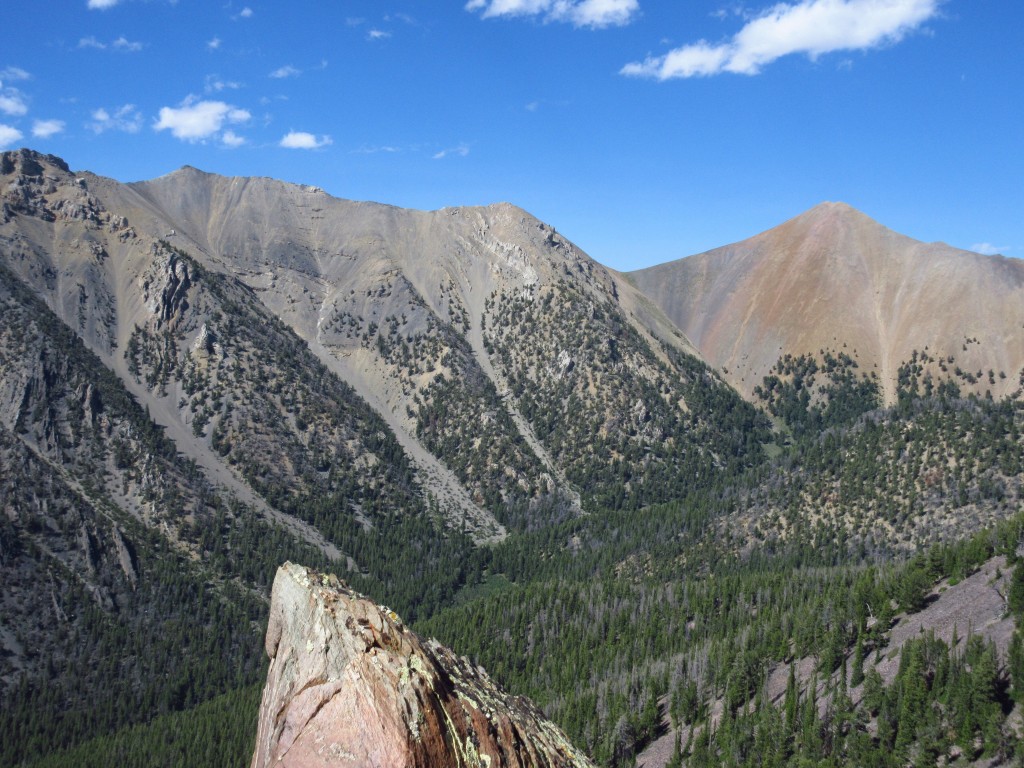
[251,563,595,768]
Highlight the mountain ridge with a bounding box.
[628,200,1024,403]
[5,148,742,523]
[3,147,1024,767]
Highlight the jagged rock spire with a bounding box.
[251,563,596,768]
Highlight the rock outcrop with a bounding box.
[251,563,595,768]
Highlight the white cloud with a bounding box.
[0,67,30,82]
[367,29,391,40]
[89,103,143,133]
[207,37,222,50]
[0,89,28,116]
[113,36,144,52]
[280,131,332,149]
[87,0,120,8]
[971,242,1009,256]
[32,119,65,138]
[466,0,639,28]
[155,99,250,141]
[433,143,470,159]
[571,0,639,27]
[222,130,245,147]
[622,40,730,78]
[239,6,253,18]
[0,124,23,148]
[270,65,301,79]
[78,36,106,49]
[0,73,29,117]
[622,0,940,79]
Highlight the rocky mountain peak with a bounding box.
[752,200,904,257]
[1,148,108,228]
[800,200,858,218]
[251,563,595,768]
[789,200,876,234]
[628,201,1024,402]
[0,147,71,177]
[170,164,214,179]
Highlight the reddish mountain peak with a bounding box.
[628,203,1024,404]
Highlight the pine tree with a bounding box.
[1009,630,1024,704]
[851,632,865,687]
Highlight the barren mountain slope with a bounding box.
[628,202,1024,402]
[0,149,446,547]
[126,162,750,516]
[2,147,759,529]
[0,151,505,538]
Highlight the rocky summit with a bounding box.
[251,563,595,768]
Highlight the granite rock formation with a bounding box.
[251,563,596,768]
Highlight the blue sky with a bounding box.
[1,0,1021,270]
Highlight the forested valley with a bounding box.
[10,331,1024,767]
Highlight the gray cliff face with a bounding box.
[251,563,596,768]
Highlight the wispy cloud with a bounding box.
[353,144,402,154]
[971,242,1009,256]
[112,36,144,52]
[270,64,301,79]
[280,131,332,149]
[32,119,65,138]
[367,29,391,40]
[89,104,143,133]
[0,67,30,82]
[0,124,23,149]
[205,75,242,93]
[154,99,250,141]
[78,35,144,52]
[433,143,470,160]
[237,6,253,19]
[87,0,120,9]
[622,0,940,79]
[466,0,639,28]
